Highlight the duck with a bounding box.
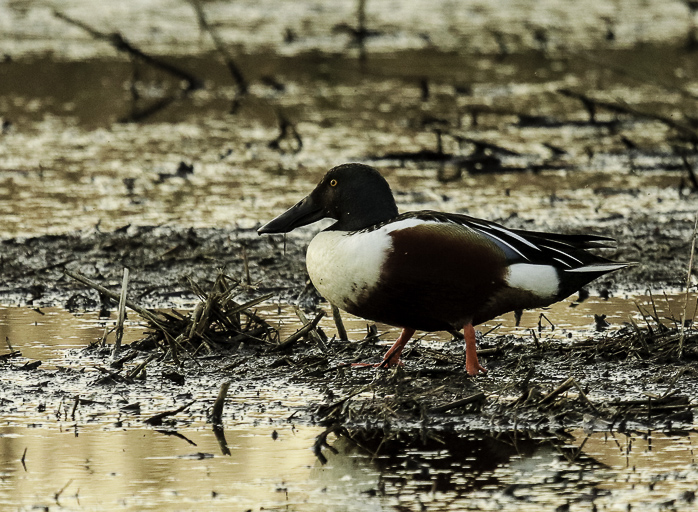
[258,163,630,375]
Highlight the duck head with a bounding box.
[257,163,399,234]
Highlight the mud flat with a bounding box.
[2,1,698,509]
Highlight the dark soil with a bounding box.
[0,208,695,309]
[0,224,308,309]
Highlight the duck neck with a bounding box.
[330,200,399,231]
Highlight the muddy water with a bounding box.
[1,296,697,510]
[2,415,698,511]
[1,49,696,238]
[0,307,143,367]
[3,292,694,365]
[0,425,338,511]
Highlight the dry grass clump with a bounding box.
[131,273,278,361]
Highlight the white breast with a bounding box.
[306,227,393,309]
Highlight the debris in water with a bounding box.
[144,399,196,426]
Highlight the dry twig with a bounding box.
[680,215,698,356]
[211,381,231,426]
[144,400,197,426]
[113,268,130,357]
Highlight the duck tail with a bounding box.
[558,261,634,297]
[512,230,618,250]
[564,262,633,274]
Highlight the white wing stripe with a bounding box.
[456,218,538,257]
[565,263,629,273]
[539,244,583,265]
[552,257,573,268]
[469,227,529,260]
[490,225,540,250]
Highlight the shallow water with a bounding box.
[2,292,695,365]
[1,46,697,238]
[1,296,697,510]
[2,418,698,510]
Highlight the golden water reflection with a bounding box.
[0,306,143,367]
[272,292,697,352]
[2,424,697,511]
[0,424,379,512]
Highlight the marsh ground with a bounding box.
[2,1,698,510]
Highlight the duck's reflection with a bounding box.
[312,428,608,502]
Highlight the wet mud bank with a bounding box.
[5,328,698,509]
[0,224,309,308]
[1,212,696,439]
[0,208,695,309]
[2,291,697,437]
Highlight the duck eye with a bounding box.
[330,179,338,187]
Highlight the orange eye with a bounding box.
[330,179,337,187]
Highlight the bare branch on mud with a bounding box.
[271,311,326,352]
[64,269,169,328]
[268,111,303,153]
[295,306,328,351]
[188,0,248,97]
[559,88,698,143]
[331,305,349,342]
[429,392,486,414]
[53,10,203,91]
[681,155,698,192]
[539,377,576,406]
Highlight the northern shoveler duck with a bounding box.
[258,163,630,376]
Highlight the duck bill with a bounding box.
[257,194,326,234]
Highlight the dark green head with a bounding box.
[257,163,399,234]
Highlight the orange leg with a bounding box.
[464,323,487,376]
[377,327,416,368]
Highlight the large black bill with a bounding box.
[257,195,326,234]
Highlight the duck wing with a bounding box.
[395,211,623,269]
